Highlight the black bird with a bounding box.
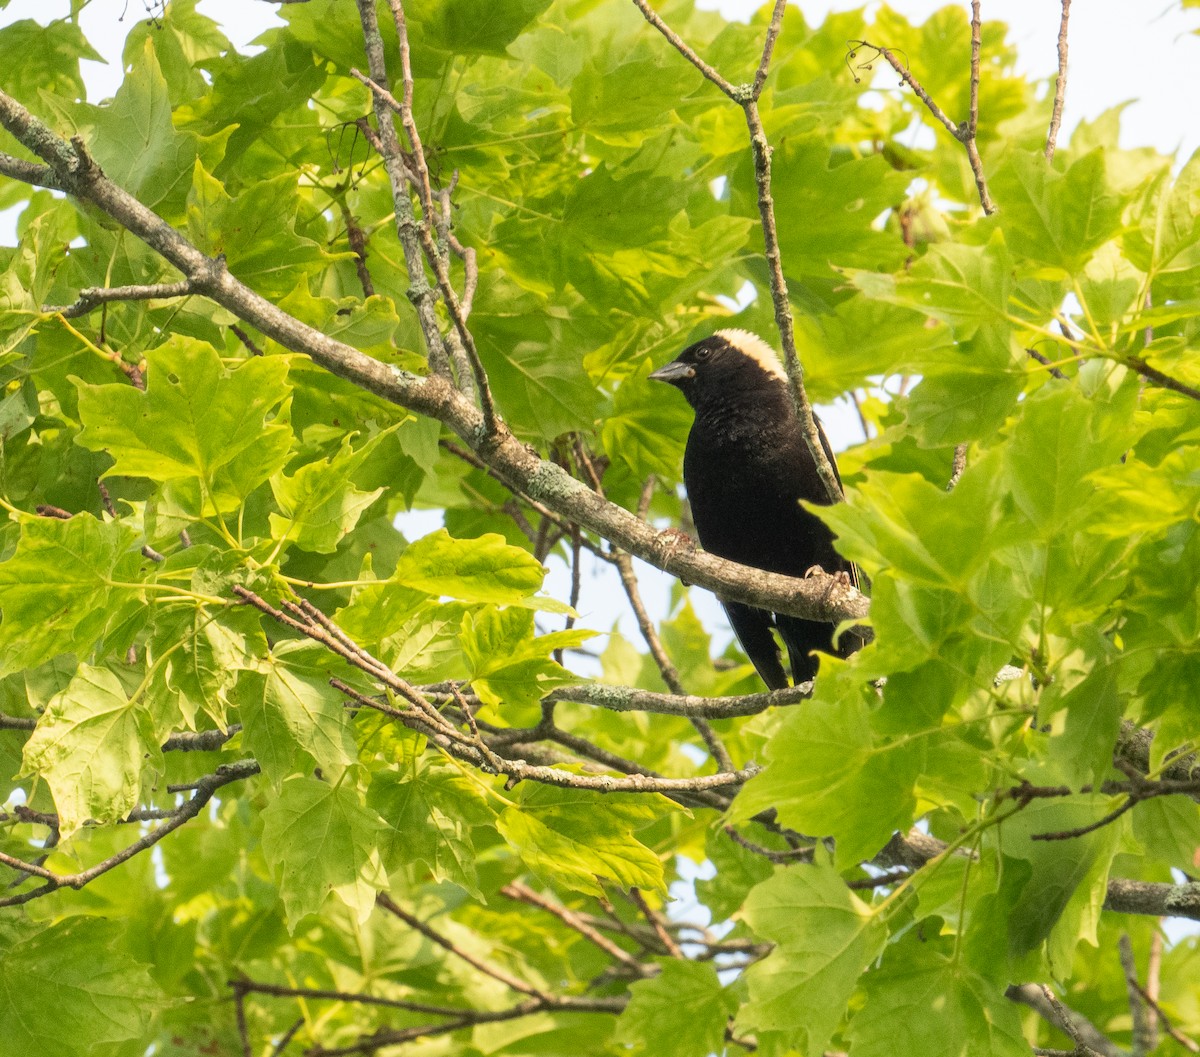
[649,329,860,689]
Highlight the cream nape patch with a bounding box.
[713,328,787,381]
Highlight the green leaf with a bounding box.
[260,775,388,930]
[88,36,200,217]
[269,431,389,554]
[992,149,1126,273]
[241,642,357,786]
[496,783,667,896]
[0,18,102,102]
[615,960,738,1057]
[186,160,330,298]
[0,917,165,1057]
[19,664,160,837]
[367,741,493,897]
[601,358,692,481]
[461,606,593,719]
[0,514,133,671]
[847,940,1029,1057]
[158,605,266,731]
[393,529,567,610]
[994,796,1119,961]
[74,337,292,512]
[848,231,1014,339]
[731,676,923,867]
[736,857,888,1053]
[409,0,553,56]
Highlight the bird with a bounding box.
[649,329,860,689]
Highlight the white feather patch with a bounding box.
[714,328,786,380]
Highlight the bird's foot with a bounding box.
[652,527,695,563]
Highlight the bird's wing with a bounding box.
[723,601,789,691]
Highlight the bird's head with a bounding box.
[648,329,787,410]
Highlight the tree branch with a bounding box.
[0,760,260,907]
[1005,983,1124,1057]
[43,280,197,318]
[1045,0,1072,161]
[501,880,654,974]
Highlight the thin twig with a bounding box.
[269,1017,304,1057]
[501,881,654,974]
[376,891,550,998]
[1122,354,1200,402]
[353,0,449,376]
[964,1,995,213]
[1120,934,1152,1057]
[1045,0,1072,161]
[234,979,484,1018]
[0,761,260,908]
[628,888,684,958]
[1028,346,1070,380]
[340,202,376,298]
[752,0,787,98]
[234,984,252,1057]
[44,280,195,318]
[416,224,500,434]
[723,823,814,864]
[630,0,736,98]
[1146,930,1162,1052]
[947,443,967,491]
[229,323,263,356]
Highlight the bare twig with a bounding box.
[849,25,995,215]
[629,0,736,97]
[376,892,549,998]
[501,881,654,973]
[385,0,435,219]
[723,823,814,864]
[352,0,449,376]
[229,323,263,356]
[1028,346,1070,380]
[44,280,195,318]
[1120,934,1152,1057]
[628,888,684,958]
[416,223,500,433]
[233,984,252,1057]
[963,1,995,213]
[1005,984,1120,1057]
[1122,354,1200,402]
[269,1018,304,1057]
[0,760,260,908]
[1045,0,1072,161]
[233,979,488,1018]
[544,680,811,719]
[947,443,967,490]
[752,0,788,98]
[34,504,72,520]
[340,202,376,298]
[1146,930,1162,1052]
[742,100,845,503]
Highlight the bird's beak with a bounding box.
[648,361,695,385]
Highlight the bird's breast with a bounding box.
[682,419,842,578]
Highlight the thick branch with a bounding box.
[0,88,866,629]
[545,681,810,718]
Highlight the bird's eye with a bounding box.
[694,346,711,361]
